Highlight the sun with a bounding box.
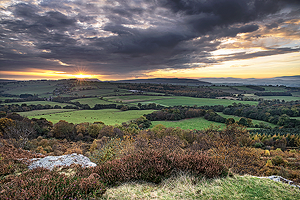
[74,73,92,79]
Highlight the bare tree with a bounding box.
[4,120,36,148]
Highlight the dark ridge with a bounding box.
[112,78,211,85]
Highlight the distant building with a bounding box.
[129,90,144,93]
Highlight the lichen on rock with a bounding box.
[28,153,97,170]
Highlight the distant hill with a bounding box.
[0,79,17,82]
[198,75,300,87]
[76,78,101,82]
[113,78,211,85]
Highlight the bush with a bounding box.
[90,138,123,165]
[0,168,106,199]
[253,142,263,148]
[266,159,273,167]
[264,150,270,156]
[52,120,75,140]
[0,158,27,177]
[88,124,102,138]
[91,150,227,185]
[272,156,284,166]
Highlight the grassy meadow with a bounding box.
[259,96,300,101]
[217,112,277,128]
[3,101,73,107]
[243,94,300,101]
[150,117,225,130]
[70,97,121,107]
[142,96,258,107]
[1,81,57,97]
[17,109,76,117]
[0,97,19,101]
[73,88,131,97]
[26,109,155,124]
[102,173,300,200]
[104,95,173,103]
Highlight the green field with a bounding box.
[1,81,57,97]
[17,109,76,117]
[260,96,300,101]
[0,97,19,102]
[150,117,225,130]
[73,88,131,97]
[243,94,300,101]
[210,86,232,90]
[217,112,277,128]
[262,86,288,92]
[142,96,258,107]
[104,95,173,103]
[27,109,155,124]
[4,101,73,107]
[70,98,120,107]
[290,117,300,120]
[231,86,257,91]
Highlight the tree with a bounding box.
[4,119,36,148]
[277,114,290,127]
[237,117,248,127]
[225,118,235,125]
[0,117,14,137]
[52,120,75,139]
[88,124,102,138]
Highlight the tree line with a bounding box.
[118,83,231,98]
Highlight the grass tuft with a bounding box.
[101,173,300,200]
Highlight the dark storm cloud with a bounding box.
[160,0,278,32]
[0,0,300,77]
[220,47,300,62]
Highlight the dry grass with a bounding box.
[101,172,300,200]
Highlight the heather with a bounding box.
[0,112,300,199]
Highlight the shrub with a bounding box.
[88,124,102,138]
[90,138,123,165]
[0,168,106,199]
[91,150,227,185]
[253,142,263,148]
[272,156,284,166]
[290,149,297,154]
[52,120,76,140]
[264,150,270,156]
[36,146,47,154]
[0,158,27,177]
[208,146,263,175]
[266,159,273,167]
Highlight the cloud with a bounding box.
[220,47,300,62]
[0,0,300,79]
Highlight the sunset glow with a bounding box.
[0,0,299,81]
[74,74,93,79]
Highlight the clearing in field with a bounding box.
[104,95,173,103]
[1,81,57,97]
[150,117,225,130]
[17,109,76,117]
[259,96,300,101]
[142,96,258,107]
[217,112,277,128]
[73,88,131,97]
[70,98,121,107]
[243,94,300,101]
[27,109,155,124]
[4,101,73,107]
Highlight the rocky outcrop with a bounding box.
[256,175,300,189]
[28,153,97,170]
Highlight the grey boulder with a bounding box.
[28,153,97,170]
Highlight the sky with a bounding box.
[0,0,300,81]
